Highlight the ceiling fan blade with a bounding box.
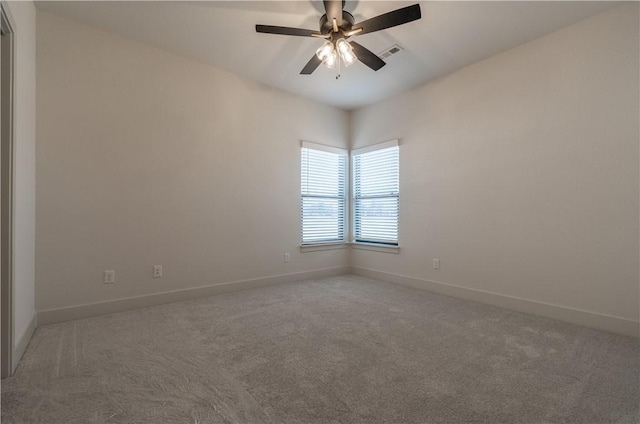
[323,0,343,27]
[350,41,386,71]
[256,25,318,37]
[355,4,421,35]
[300,55,322,75]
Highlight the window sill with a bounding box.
[300,242,399,254]
[350,242,400,254]
[300,243,347,252]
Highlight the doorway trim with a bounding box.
[1,1,15,379]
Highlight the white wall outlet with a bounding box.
[153,265,163,278]
[104,270,115,284]
[433,259,440,270]
[284,253,290,263]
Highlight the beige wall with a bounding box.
[351,4,639,323]
[4,0,37,350]
[36,12,348,312]
[36,5,639,331]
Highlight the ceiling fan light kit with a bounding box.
[256,1,421,76]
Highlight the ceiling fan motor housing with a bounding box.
[319,11,355,36]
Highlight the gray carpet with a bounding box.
[1,275,638,423]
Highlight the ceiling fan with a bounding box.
[255,1,421,75]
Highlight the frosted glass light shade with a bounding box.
[316,41,338,69]
[336,38,357,67]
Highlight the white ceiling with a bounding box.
[35,1,619,110]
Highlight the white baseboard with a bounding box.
[38,267,350,326]
[13,313,37,372]
[351,267,640,338]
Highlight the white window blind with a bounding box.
[353,141,399,245]
[301,142,347,245]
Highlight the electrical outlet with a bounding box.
[433,259,440,270]
[104,270,115,284]
[153,265,163,278]
[284,253,290,263]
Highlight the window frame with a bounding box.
[351,139,399,249]
[300,141,348,248]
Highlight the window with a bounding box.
[352,140,399,245]
[301,142,347,245]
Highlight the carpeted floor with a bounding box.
[1,274,638,423]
